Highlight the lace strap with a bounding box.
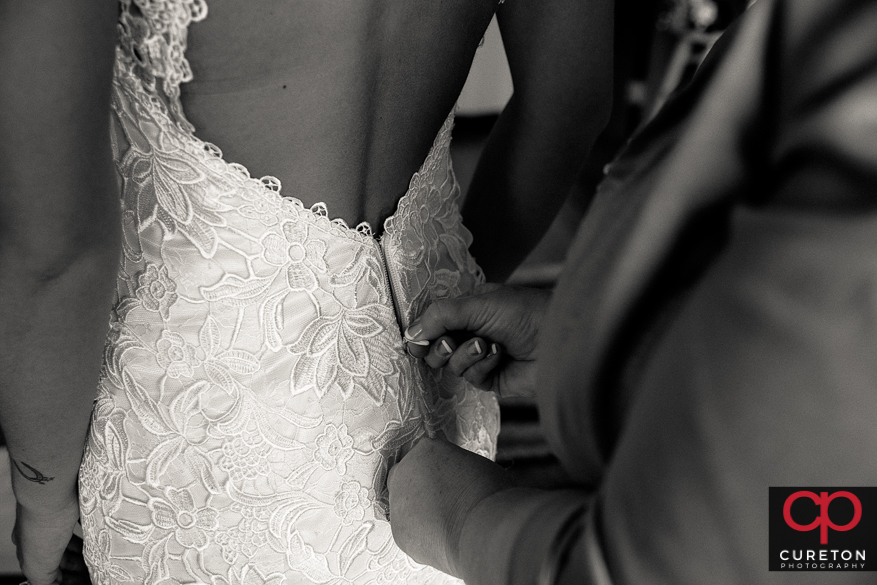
[117,0,208,132]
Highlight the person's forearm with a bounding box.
[0,242,119,510]
[0,0,120,512]
[457,487,595,585]
[462,0,613,283]
[462,92,609,282]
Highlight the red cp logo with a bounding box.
[783,491,862,544]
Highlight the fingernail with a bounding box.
[407,339,430,346]
[404,323,423,341]
[469,340,483,356]
[440,339,453,355]
[490,343,498,356]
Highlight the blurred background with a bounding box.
[0,0,751,581]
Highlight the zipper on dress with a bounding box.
[379,237,438,439]
[376,237,406,340]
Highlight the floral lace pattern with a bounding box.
[79,2,499,584]
[117,0,207,131]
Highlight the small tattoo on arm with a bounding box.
[12,460,54,484]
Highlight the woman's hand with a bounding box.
[404,284,550,397]
[387,437,512,577]
[12,494,81,585]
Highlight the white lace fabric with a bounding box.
[79,2,499,584]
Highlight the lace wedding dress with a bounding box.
[78,2,500,584]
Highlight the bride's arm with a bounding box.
[462,0,613,282]
[0,2,119,583]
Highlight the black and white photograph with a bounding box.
[1,0,875,583]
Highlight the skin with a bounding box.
[180,0,498,231]
[464,0,613,280]
[0,2,120,584]
[396,284,546,578]
[405,283,549,397]
[180,0,612,276]
[1,0,610,581]
[387,437,514,578]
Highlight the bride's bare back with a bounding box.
[1,1,610,581]
[181,0,498,230]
